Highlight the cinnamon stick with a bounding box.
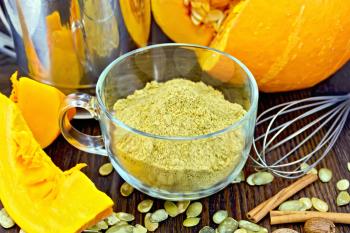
[247,173,318,223]
[270,211,350,225]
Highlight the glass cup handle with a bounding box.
[59,93,107,156]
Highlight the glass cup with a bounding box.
[59,43,258,200]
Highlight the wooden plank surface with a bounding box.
[0,52,349,233]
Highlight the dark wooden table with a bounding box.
[0,50,349,233]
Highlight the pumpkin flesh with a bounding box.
[10,73,65,148]
[120,0,151,47]
[151,0,215,45]
[46,11,83,88]
[0,93,113,233]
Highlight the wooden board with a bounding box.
[0,52,349,233]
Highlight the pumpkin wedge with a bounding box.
[0,93,113,233]
[120,0,151,47]
[10,72,66,148]
[151,0,215,45]
[152,0,350,92]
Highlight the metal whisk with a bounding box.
[251,93,350,179]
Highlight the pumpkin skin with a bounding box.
[0,93,113,233]
[152,0,350,92]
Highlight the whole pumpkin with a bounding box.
[152,0,350,92]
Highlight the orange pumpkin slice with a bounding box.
[197,0,246,84]
[10,72,66,148]
[120,0,151,47]
[151,0,215,45]
[0,93,113,233]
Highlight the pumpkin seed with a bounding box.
[278,200,305,211]
[183,217,201,227]
[218,217,239,233]
[336,179,350,191]
[96,220,109,230]
[191,1,210,13]
[246,173,256,186]
[300,162,318,175]
[199,226,215,233]
[186,202,203,218]
[299,197,312,210]
[177,200,191,214]
[311,197,329,212]
[336,191,350,206]
[232,171,245,183]
[258,228,268,233]
[164,201,178,217]
[133,224,147,233]
[252,172,274,185]
[116,212,135,222]
[115,221,129,227]
[238,220,261,232]
[213,210,228,224]
[106,212,120,226]
[0,208,15,229]
[191,10,203,25]
[234,229,247,233]
[347,162,350,172]
[318,168,333,183]
[137,199,153,213]
[204,9,224,23]
[120,182,134,197]
[150,209,168,223]
[85,225,101,232]
[144,213,159,232]
[99,163,113,176]
[106,225,133,233]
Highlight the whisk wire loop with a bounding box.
[251,94,350,179]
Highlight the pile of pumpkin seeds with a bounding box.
[83,211,142,233]
[199,212,268,233]
[142,199,200,231]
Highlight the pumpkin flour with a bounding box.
[112,79,246,191]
